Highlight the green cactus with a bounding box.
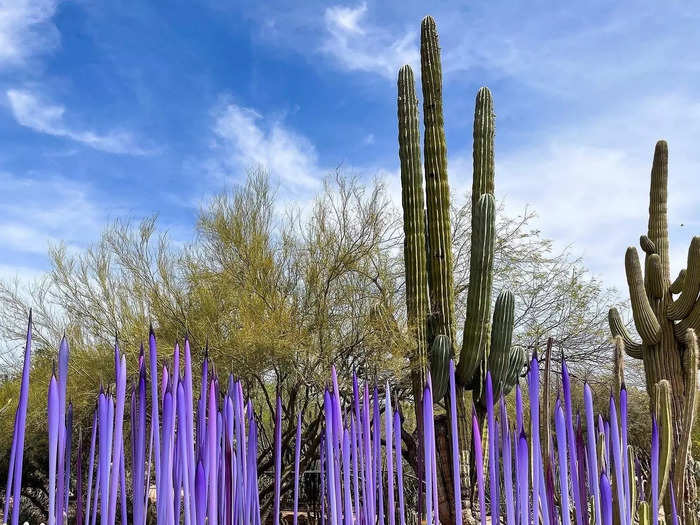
[398,64,429,392]
[672,329,698,520]
[398,18,521,400]
[608,140,700,514]
[430,335,451,401]
[420,15,455,351]
[397,15,522,524]
[488,291,519,398]
[653,379,672,507]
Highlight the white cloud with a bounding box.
[0,0,59,68]
[321,3,418,79]
[0,170,104,279]
[495,92,700,293]
[210,102,323,192]
[6,89,152,155]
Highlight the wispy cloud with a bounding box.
[209,101,324,192]
[321,2,418,79]
[497,92,700,292]
[6,89,153,155]
[0,0,60,68]
[0,170,103,265]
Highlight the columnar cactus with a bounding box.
[397,15,525,524]
[608,140,700,515]
[398,63,430,396]
[420,15,456,350]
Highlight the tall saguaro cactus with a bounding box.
[420,15,456,350]
[608,140,700,517]
[398,16,525,524]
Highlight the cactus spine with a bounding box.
[397,14,522,525]
[608,140,700,515]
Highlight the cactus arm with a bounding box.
[398,64,430,386]
[654,379,673,506]
[608,308,644,359]
[640,235,657,255]
[625,247,661,345]
[457,86,497,387]
[645,254,664,300]
[669,269,686,295]
[488,290,515,395]
[671,329,698,505]
[666,237,700,320]
[647,140,671,282]
[474,290,517,400]
[502,348,526,397]
[472,87,495,208]
[673,299,700,339]
[420,15,455,349]
[457,193,496,386]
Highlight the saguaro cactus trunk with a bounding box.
[608,140,700,518]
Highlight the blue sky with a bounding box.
[1,1,699,293]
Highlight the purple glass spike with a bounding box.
[85,408,97,525]
[324,390,339,525]
[10,316,33,525]
[561,361,582,525]
[385,384,395,525]
[183,337,196,520]
[583,384,601,525]
[350,416,360,525]
[207,380,218,525]
[195,459,206,525]
[394,411,405,525]
[273,396,282,525]
[599,473,612,525]
[293,413,302,525]
[555,401,570,525]
[651,416,659,525]
[373,385,384,525]
[76,430,84,525]
[449,361,463,525]
[56,337,69,525]
[160,387,175,525]
[342,429,353,525]
[149,326,162,492]
[48,374,59,525]
[362,384,374,523]
[608,394,626,525]
[422,384,434,525]
[472,409,486,525]
[500,396,515,525]
[108,355,127,525]
[669,484,679,525]
[515,384,524,434]
[619,386,630,525]
[516,431,529,525]
[486,373,499,525]
[575,416,588,525]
